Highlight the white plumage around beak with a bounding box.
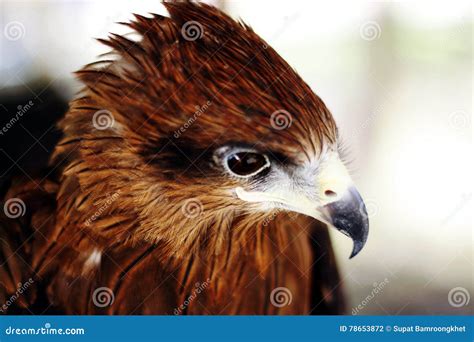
[235,152,369,258]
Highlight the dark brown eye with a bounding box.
[226,152,270,177]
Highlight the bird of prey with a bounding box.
[0,1,368,315]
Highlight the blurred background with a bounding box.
[0,0,472,315]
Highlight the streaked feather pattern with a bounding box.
[0,1,344,315]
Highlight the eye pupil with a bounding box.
[227,152,269,176]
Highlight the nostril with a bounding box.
[324,190,337,198]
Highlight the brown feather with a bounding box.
[0,1,344,315]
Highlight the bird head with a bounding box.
[54,2,368,260]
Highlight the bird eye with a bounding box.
[225,151,270,177]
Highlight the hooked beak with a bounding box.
[321,187,369,258]
[235,153,369,258]
[316,153,369,257]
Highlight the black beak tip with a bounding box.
[324,186,369,259]
[349,239,365,259]
[348,217,369,258]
